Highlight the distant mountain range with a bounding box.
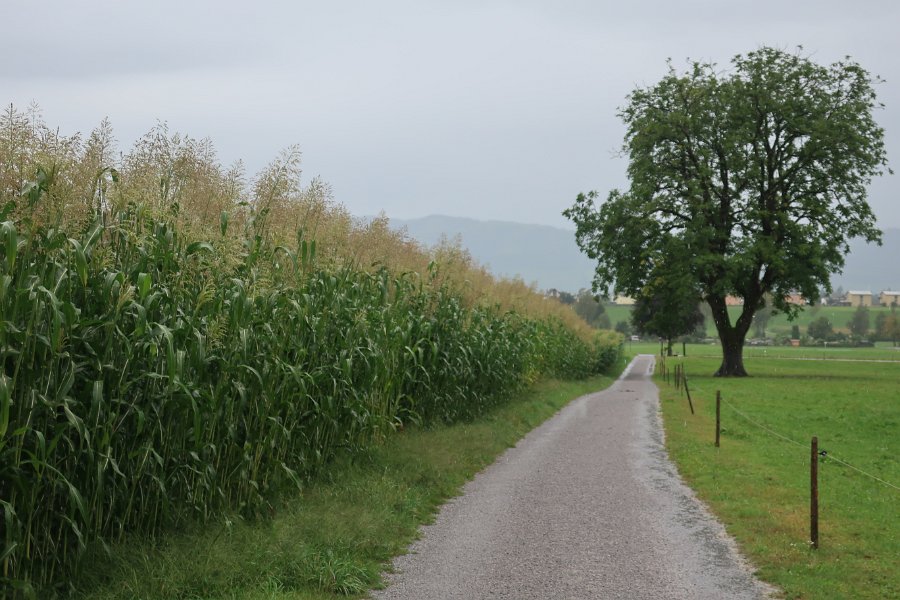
[389,215,900,294]
[388,215,596,292]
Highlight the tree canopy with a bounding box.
[848,305,870,338]
[808,316,834,340]
[875,312,899,345]
[752,303,774,338]
[564,47,889,375]
[630,275,705,356]
[572,289,610,329]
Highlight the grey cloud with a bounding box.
[0,0,897,230]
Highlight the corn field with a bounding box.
[0,107,621,595]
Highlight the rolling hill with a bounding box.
[388,215,596,292]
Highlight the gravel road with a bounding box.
[371,355,776,599]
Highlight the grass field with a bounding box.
[604,304,635,330]
[629,341,900,362]
[654,349,899,599]
[607,304,900,339]
[72,368,626,600]
[760,305,899,338]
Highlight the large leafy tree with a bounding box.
[564,48,889,376]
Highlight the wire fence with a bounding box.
[655,355,900,493]
[718,395,900,492]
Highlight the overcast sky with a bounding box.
[2,0,898,229]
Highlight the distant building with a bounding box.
[847,291,873,307]
[880,290,900,307]
[784,293,805,306]
[614,295,636,305]
[724,294,803,306]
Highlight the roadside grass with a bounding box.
[656,354,900,599]
[74,370,624,600]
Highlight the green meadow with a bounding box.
[655,350,899,599]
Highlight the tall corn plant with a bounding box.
[0,159,621,595]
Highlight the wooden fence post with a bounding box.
[811,436,819,549]
[684,375,694,415]
[715,391,721,447]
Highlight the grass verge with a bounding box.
[656,354,899,599]
[73,368,624,600]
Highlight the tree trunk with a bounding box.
[666,338,673,356]
[708,295,751,377]
[715,329,748,376]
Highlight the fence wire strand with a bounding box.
[719,397,808,451]
[819,453,900,492]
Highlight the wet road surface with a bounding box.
[372,355,776,599]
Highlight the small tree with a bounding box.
[808,316,834,340]
[631,276,705,356]
[753,303,774,338]
[849,306,870,338]
[573,289,610,329]
[614,320,633,337]
[874,312,888,340]
[557,290,576,305]
[791,324,801,340]
[876,313,900,346]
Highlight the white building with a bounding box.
[847,291,873,307]
[879,290,900,307]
